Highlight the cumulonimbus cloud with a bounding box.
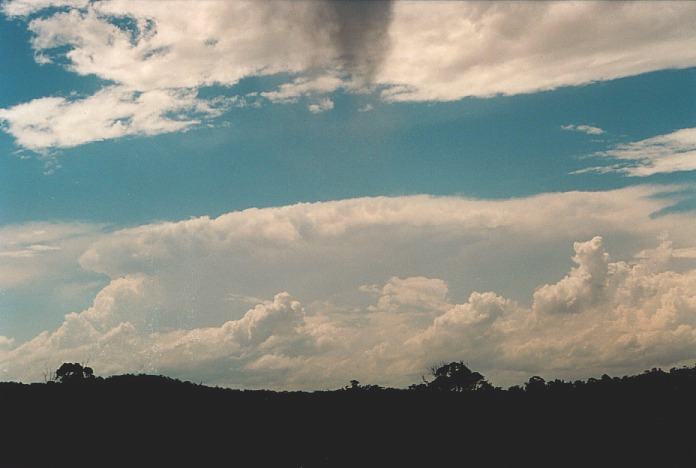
[3,235,696,389]
[2,186,696,388]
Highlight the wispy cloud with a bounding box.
[579,127,696,177]
[561,124,605,135]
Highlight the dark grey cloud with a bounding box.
[315,0,394,83]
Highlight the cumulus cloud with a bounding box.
[580,127,696,177]
[532,236,609,315]
[2,187,696,388]
[0,277,314,387]
[408,291,518,368]
[3,1,696,149]
[396,235,696,382]
[561,124,605,135]
[3,235,696,388]
[506,237,696,376]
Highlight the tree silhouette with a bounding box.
[525,375,546,393]
[55,362,95,384]
[424,361,487,392]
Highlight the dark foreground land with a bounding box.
[2,363,696,468]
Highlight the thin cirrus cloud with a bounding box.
[2,186,696,388]
[1,1,696,150]
[578,127,696,176]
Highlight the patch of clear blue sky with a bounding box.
[0,15,106,106]
[2,68,695,227]
[1,10,696,228]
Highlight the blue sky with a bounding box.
[2,52,696,226]
[2,1,696,388]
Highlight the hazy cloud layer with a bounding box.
[2,1,696,149]
[0,222,102,289]
[2,187,696,388]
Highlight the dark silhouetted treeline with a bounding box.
[2,362,696,467]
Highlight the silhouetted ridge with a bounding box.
[3,362,696,467]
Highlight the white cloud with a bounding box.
[0,86,230,151]
[561,124,605,135]
[1,0,87,17]
[408,291,518,370]
[24,1,696,100]
[76,186,686,295]
[307,98,334,114]
[24,2,333,91]
[0,336,15,350]
[582,127,696,177]
[3,1,696,149]
[0,1,336,150]
[0,276,314,386]
[3,187,696,387]
[532,236,609,315]
[379,2,696,101]
[0,244,61,259]
[363,276,449,314]
[261,75,344,104]
[410,236,696,382]
[3,234,696,388]
[0,222,102,290]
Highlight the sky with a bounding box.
[1,0,696,389]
